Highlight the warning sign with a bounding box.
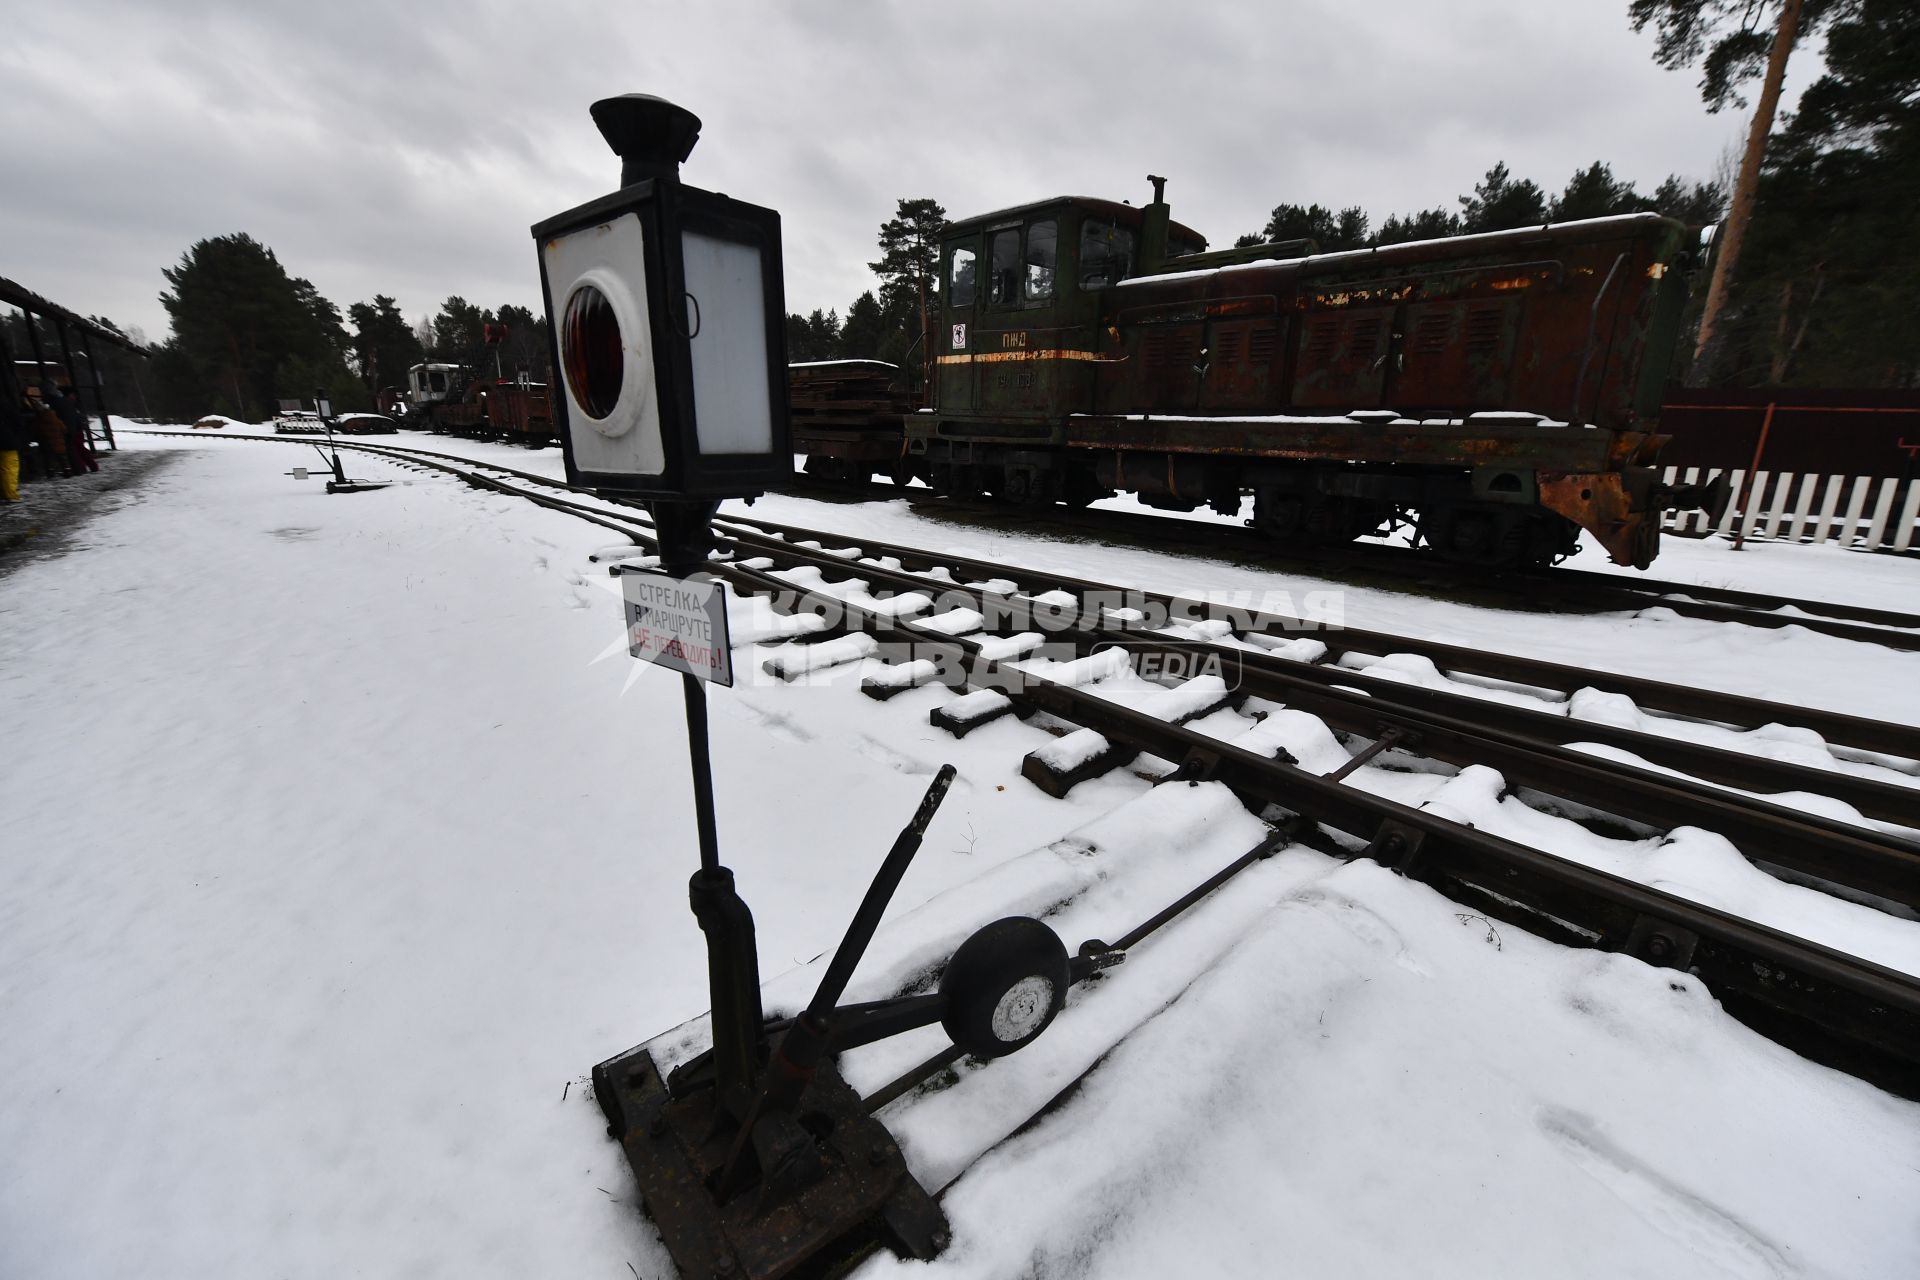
[621,569,734,687]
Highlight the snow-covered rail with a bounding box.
[690,551,1920,1098]
[130,430,1920,1100]
[783,466,1920,649]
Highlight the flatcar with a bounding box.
[790,359,917,483]
[805,181,1725,568]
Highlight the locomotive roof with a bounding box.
[946,196,1206,246]
[1118,211,1682,287]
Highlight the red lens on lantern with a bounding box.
[562,284,624,419]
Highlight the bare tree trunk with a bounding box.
[1691,0,1805,382]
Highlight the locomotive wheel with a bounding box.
[939,917,1070,1059]
[1253,490,1306,539]
[1423,506,1579,568]
[1061,470,1104,509]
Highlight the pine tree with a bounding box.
[869,198,946,384]
[347,295,425,393]
[1648,176,1728,226]
[868,198,947,315]
[158,233,352,419]
[839,292,888,361]
[1628,0,1850,373]
[1705,0,1919,387]
[1256,204,1369,251]
[1458,163,1549,233]
[429,296,489,360]
[1550,162,1643,221]
[783,308,843,363]
[1373,208,1462,245]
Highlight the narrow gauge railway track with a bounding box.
[242,431,1920,647]
[146,432,1920,824]
[209,429,1920,651]
[157,434,1920,751]
[139,431,1920,1096]
[783,475,1920,652]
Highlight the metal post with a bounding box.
[680,670,723,875]
[1732,400,1778,552]
[79,330,117,449]
[652,496,762,1111]
[21,307,52,390]
[53,318,94,462]
[321,398,347,485]
[21,310,55,476]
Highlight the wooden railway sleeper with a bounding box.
[708,510,1920,760]
[710,524,1920,907]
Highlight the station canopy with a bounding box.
[0,274,151,357]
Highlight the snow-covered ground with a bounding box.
[4,428,1918,1278]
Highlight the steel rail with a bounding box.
[133,432,1920,795]
[850,489,1920,647]
[704,559,1920,1100]
[134,431,1920,1093]
[166,430,1920,655]
[144,432,1920,640]
[686,523,1920,908]
[706,516,1920,826]
[710,509,1920,761]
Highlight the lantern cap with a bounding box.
[590,95,702,186]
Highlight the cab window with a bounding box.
[1024,220,1057,301]
[988,229,1020,305]
[1080,220,1135,288]
[948,244,977,308]
[428,370,448,393]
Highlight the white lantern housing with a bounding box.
[532,95,791,498]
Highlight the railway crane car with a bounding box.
[403,322,555,445]
[881,181,1721,568]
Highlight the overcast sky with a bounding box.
[2,0,1811,347]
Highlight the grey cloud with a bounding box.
[1,0,1782,343]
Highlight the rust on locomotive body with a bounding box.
[801,180,1721,568]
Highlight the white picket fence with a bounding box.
[1657,466,1920,553]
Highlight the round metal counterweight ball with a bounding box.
[939,917,1070,1059]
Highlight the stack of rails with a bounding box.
[789,359,916,483]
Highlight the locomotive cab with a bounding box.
[936,198,1205,441]
[407,362,460,406]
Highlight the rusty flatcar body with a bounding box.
[881,182,1720,567]
[406,363,555,445]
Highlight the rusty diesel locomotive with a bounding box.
[802,180,1724,568]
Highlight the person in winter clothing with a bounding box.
[55,386,97,475]
[0,382,26,501]
[24,386,67,478]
